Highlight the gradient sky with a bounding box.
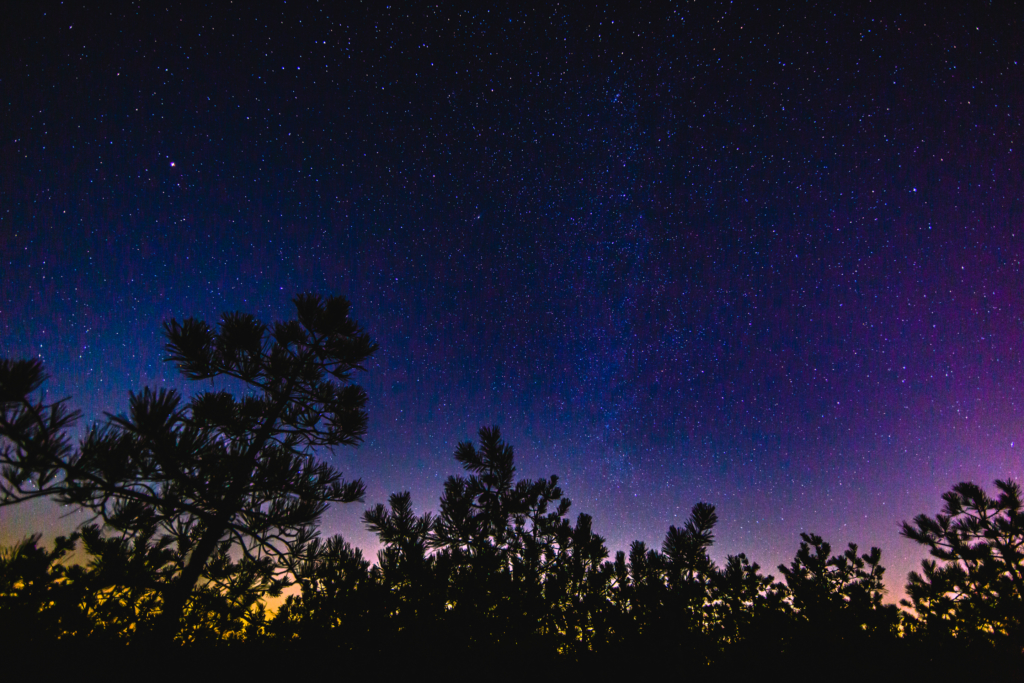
[2,2,1022,603]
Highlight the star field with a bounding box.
[2,2,1022,601]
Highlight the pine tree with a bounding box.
[0,294,377,641]
[900,479,1024,651]
[429,426,575,653]
[778,533,897,637]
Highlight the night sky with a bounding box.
[2,2,1022,602]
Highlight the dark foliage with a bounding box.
[2,457,1021,673]
[2,298,1022,671]
[0,533,90,642]
[0,294,376,641]
[778,532,899,637]
[900,479,1024,652]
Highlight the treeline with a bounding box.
[0,295,1021,673]
[3,428,1022,672]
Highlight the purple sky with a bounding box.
[2,2,1022,602]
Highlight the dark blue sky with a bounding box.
[2,1,1022,600]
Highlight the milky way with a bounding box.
[2,3,1022,600]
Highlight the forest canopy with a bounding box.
[1,295,1021,672]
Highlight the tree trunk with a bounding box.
[151,385,291,642]
[151,514,231,642]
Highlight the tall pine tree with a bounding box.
[0,294,377,641]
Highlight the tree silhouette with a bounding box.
[600,504,724,663]
[900,479,1024,652]
[12,355,1023,670]
[662,501,718,638]
[0,533,91,643]
[0,359,80,506]
[363,490,446,646]
[709,553,789,648]
[541,512,614,655]
[778,532,897,638]
[0,294,377,641]
[427,426,575,654]
[432,427,569,562]
[267,534,381,649]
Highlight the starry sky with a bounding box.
[2,2,1022,601]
